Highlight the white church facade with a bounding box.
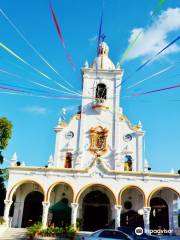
[4,42,180,233]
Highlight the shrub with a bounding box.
[76,218,83,230]
[0,217,5,225]
[27,223,76,239]
[65,225,76,238]
[27,222,42,238]
[40,226,64,237]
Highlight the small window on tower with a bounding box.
[96,83,107,100]
[64,152,72,168]
[124,155,132,171]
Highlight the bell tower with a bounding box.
[54,41,144,172]
[75,41,124,168]
[81,41,123,113]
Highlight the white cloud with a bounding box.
[88,35,98,45]
[125,8,180,61]
[23,106,47,114]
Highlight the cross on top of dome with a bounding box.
[101,33,106,42]
[98,41,109,56]
[91,39,115,70]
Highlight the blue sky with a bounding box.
[0,0,180,172]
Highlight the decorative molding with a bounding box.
[119,113,144,132]
[55,113,81,131]
[89,126,109,157]
[9,165,180,178]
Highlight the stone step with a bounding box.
[0,228,27,240]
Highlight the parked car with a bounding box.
[83,229,134,240]
[147,236,180,240]
[83,228,180,240]
[117,227,157,240]
[117,227,180,240]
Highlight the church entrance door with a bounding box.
[121,210,144,228]
[150,197,169,231]
[82,190,110,231]
[21,191,43,227]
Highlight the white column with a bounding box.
[42,202,50,228]
[114,205,122,229]
[12,201,24,227]
[18,201,24,228]
[173,209,179,229]
[143,207,151,234]
[136,131,144,172]
[169,204,173,230]
[3,200,13,226]
[113,76,121,171]
[114,151,123,171]
[54,127,63,168]
[71,203,79,229]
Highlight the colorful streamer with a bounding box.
[0,8,80,92]
[119,0,166,64]
[30,80,81,96]
[133,84,180,97]
[0,83,78,99]
[0,80,95,100]
[0,88,79,100]
[120,34,180,87]
[0,9,61,78]
[49,1,76,70]
[0,42,50,80]
[65,52,76,70]
[49,3,65,46]
[135,35,180,72]
[97,11,103,55]
[0,81,56,95]
[127,63,179,89]
[151,0,166,17]
[0,68,21,78]
[120,31,142,64]
[0,42,81,96]
[0,85,28,94]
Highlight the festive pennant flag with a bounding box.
[127,64,177,89]
[0,41,80,96]
[0,9,63,79]
[119,0,166,64]
[120,31,142,64]
[49,2,65,46]
[0,9,80,93]
[0,85,27,93]
[120,34,180,87]
[151,0,166,17]
[136,35,180,72]
[0,68,21,78]
[133,83,180,97]
[65,52,76,71]
[0,42,51,80]
[49,1,76,70]
[97,12,103,55]
[31,80,80,96]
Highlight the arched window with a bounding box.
[96,83,107,100]
[64,152,72,168]
[124,155,132,171]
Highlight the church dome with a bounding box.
[91,41,115,70]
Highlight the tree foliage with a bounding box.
[0,170,6,216]
[0,117,12,150]
[0,117,12,215]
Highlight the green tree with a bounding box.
[0,117,12,216]
[0,170,6,216]
[0,117,12,164]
